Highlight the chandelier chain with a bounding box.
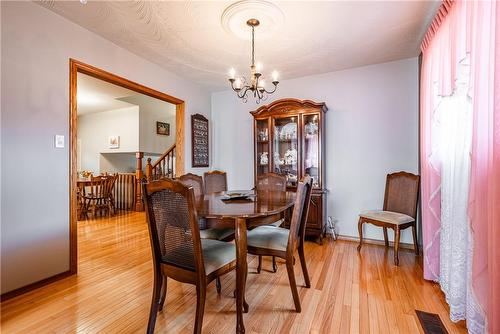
[251,26,255,67]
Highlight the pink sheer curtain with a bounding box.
[420,0,459,283]
[468,2,500,333]
[421,1,499,332]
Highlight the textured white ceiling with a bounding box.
[77,73,136,115]
[77,73,175,116]
[41,1,438,92]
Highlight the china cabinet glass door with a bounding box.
[272,116,299,187]
[303,114,320,187]
[255,119,270,178]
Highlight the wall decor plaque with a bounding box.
[191,114,209,167]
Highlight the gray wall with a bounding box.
[0,1,211,294]
[211,58,419,244]
[120,95,177,155]
[78,106,140,174]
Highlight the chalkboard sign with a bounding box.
[191,114,209,167]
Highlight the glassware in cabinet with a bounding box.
[303,113,321,187]
[272,116,299,187]
[255,119,270,177]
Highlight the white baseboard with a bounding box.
[336,234,418,251]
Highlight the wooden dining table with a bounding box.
[196,190,296,334]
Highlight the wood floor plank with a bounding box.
[1,211,468,334]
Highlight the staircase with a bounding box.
[145,143,176,181]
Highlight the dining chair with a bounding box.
[81,174,117,218]
[177,173,204,197]
[256,172,287,192]
[204,170,227,194]
[254,173,287,273]
[357,171,420,265]
[201,170,234,240]
[76,186,87,220]
[246,176,313,312]
[177,173,235,293]
[178,173,235,241]
[104,173,118,214]
[142,178,237,334]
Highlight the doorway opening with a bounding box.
[69,59,185,274]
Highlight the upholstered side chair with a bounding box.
[357,171,420,265]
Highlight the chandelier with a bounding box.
[228,19,279,104]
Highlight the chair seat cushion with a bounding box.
[247,225,289,252]
[359,210,414,225]
[201,239,236,274]
[199,227,235,241]
[268,218,285,227]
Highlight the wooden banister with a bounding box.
[134,152,144,211]
[146,144,176,182]
[133,145,176,212]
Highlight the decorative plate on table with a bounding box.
[221,191,255,200]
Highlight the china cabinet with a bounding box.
[251,98,328,241]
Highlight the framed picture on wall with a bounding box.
[156,121,170,136]
[108,135,120,149]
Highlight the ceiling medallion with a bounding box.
[221,0,284,40]
[227,18,279,104]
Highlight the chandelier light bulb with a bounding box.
[234,77,242,90]
[272,70,279,82]
[229,68,236,80]
[256,62,263,73]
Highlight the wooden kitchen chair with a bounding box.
[357,171,420,265]
[142,179,237,334]
[81,174,117,218]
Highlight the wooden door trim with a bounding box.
[69,59,185,275]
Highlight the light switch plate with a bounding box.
[55,135,65,148]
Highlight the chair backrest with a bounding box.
[88,175,108,198]
[142,179,204,274]
[177,173,204,197]
[286,176,312,254]
[256,173,287,192]
[298,175,313,240]
[104,173,118,197]
[204,170,227,194]
[383,171,420,218]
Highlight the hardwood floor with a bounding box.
[1,211,467,333]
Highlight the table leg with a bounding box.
[235,217,248,334]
